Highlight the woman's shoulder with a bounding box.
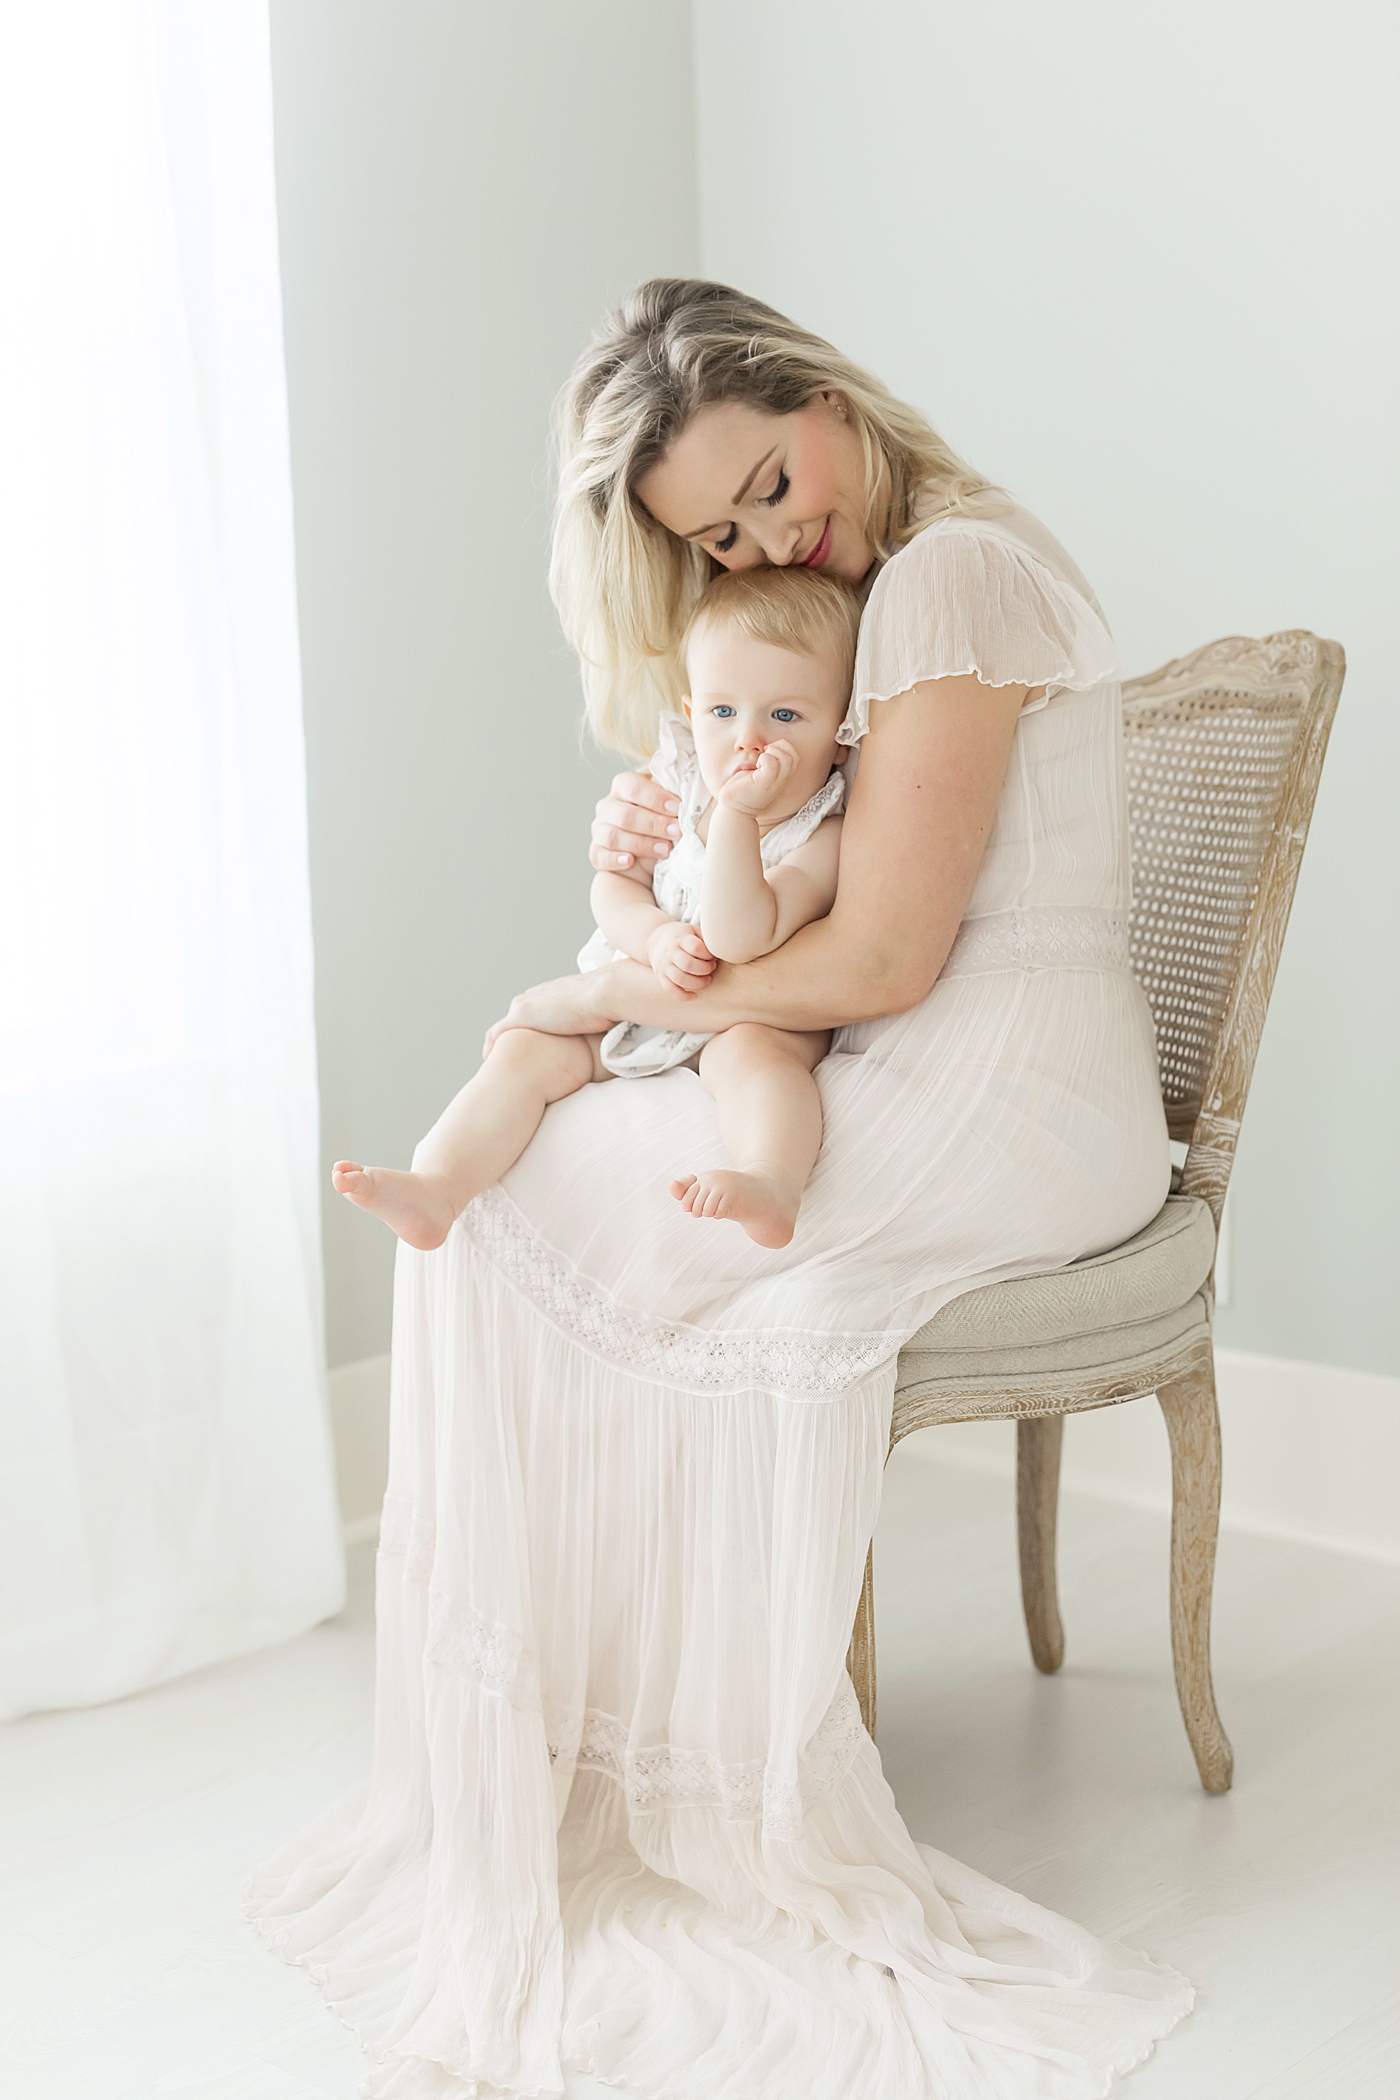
[874,501,1103,614]
[842,502,1124,741]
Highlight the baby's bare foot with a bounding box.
[668,1169,800,1249]
[331,1161,458,1251]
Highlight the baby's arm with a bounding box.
[591,870,717,997]
[591,869,670,964]
[700,809,843,964]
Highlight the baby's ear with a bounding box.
[681,698,693,721]
[831,744,849,763]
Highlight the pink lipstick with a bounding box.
[801,516,833,570]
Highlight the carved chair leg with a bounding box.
[1017,1415,1066,1673]
[1158,1354,1234,1793]
[847,1544,877,1739]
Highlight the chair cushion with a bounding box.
[896,1194,1215,1390]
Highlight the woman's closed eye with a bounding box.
[710,469,788,555]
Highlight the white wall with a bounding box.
[912,1351,1400,1566]
[270,1,1395,1401]
[695,0,1399,1379]
[269,2,699,1366]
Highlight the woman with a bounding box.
[250,281,1190,2097]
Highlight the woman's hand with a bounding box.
[646,919,718,996]
[483,973,623,1058]
[590,771,682,876]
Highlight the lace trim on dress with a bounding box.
[552,1701,767,1818]
[382,1504,870,1838]
[378,1492,436,1583]
[459,1186,902,1399]
[940,905,1133,979]
[381,1501,546,1708]
[550,1680,869,1842]
[425,1583,543,1707]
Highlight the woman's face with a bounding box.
[635,394,879,582]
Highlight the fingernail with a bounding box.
[667,823,681,837]
[665,799,679,814]
[653,844,669,858]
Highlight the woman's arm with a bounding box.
[491,674,1028,1046]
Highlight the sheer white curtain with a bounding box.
[0,2,344,1718]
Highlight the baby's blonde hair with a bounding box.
[551,278,998,757]
[683,567,861,701]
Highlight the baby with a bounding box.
[334,565,857,1250]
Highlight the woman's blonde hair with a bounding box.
[683,567,862,696]
[550,278,997,756]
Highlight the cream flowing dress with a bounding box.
[248,505,1194,2098]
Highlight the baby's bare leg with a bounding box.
[333,1030,608,1249]
[671,1024,830,1249]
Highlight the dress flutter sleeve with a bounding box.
[839,518,1125,745]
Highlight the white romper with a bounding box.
[249,504,1191,2099]
[577,712,848,1077]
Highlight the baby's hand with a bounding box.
[716,741,800,818]
[647,918,718,997]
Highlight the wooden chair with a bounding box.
[847,631,1345,1792]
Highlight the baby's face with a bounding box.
[683,625,848,821]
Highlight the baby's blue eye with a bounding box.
[772,708,797,722]
[712,705,736,719]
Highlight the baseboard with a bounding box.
[328,1351,391,1541]
[327,1343,1400,1567]
[904,1347,1400,1565]
[341,1512,382,1548]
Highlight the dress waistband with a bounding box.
[939,905,1133,980]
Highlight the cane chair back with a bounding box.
[1122,633,1344,1216]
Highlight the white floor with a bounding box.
[4,1442,1399,2099]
